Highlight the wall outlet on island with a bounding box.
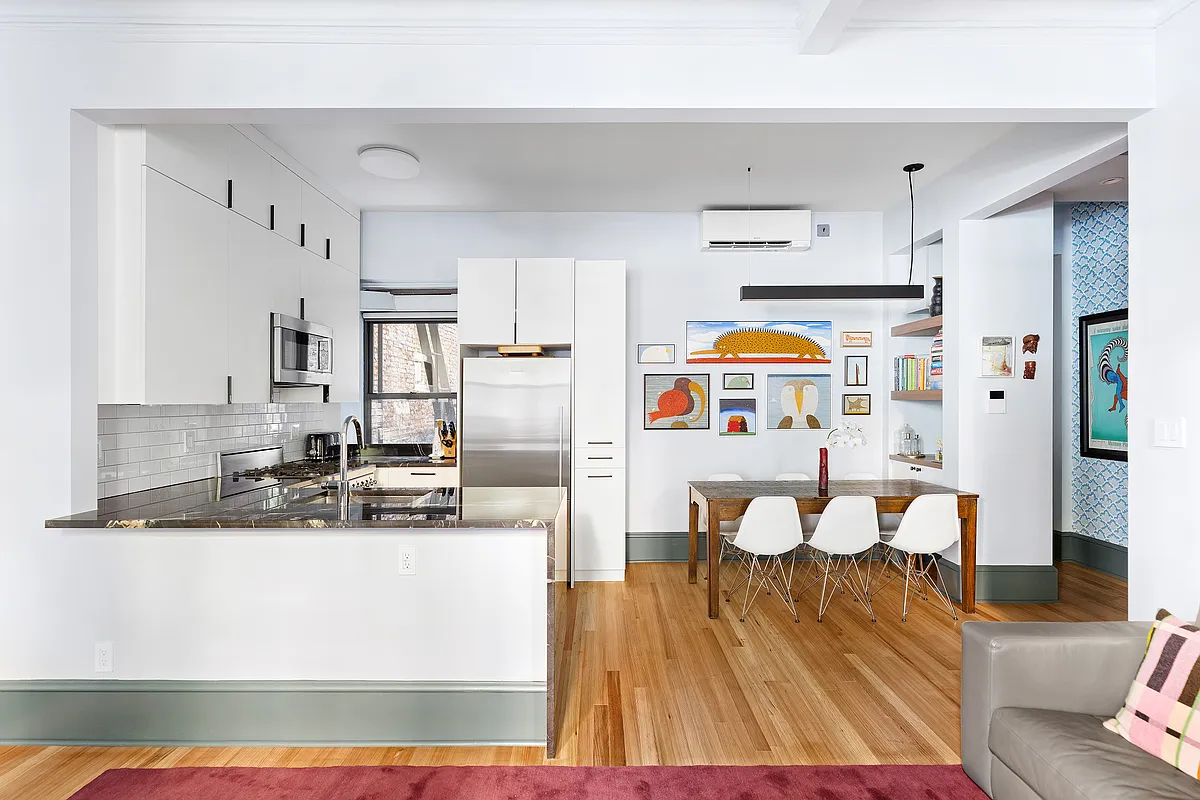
[399,545,417,576]
[94,641,114,673]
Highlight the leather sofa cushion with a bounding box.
[990,707,1200,800]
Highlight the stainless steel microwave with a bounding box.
[271,313,333,386]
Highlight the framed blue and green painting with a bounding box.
[1079,309,1128,462]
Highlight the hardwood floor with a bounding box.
[0,561,1126,799]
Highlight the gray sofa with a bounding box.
[961,612,1200,800]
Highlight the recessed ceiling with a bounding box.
[1051,153,1129,202]
[255,122,1019,212]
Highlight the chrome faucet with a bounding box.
[336,415,362,521]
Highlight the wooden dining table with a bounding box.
[688,479,980,619]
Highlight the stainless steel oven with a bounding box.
[271,313,333,386]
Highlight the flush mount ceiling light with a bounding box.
[738,162,926,302]
[357,146,420,180]
[1100,176,1125,186]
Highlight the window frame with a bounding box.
[362,313,458,444]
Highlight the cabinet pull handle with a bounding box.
[227,179,233,209]
[325,238,331,260]
[587,475,613,479]
[587,456,613,460]
[269,204,275,230]
[587,441,613,445]
[410,472,437,476]
[226,376,233,404]
[300,223,306,247]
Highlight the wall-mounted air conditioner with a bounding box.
[701,210,812,251]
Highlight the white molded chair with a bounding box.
[727,497,805,622]
[775,472,819,542]
[775,472,812,481]
[699,473,747,586]
[800,496,881,622]
[843,472,879,480]
[879,494,960,621]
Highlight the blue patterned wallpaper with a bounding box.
[1069,202,1129,546]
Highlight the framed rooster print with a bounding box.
[1079,309,1128,462]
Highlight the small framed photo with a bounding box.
[723,373,754,390]
[981,336,1014,377]
[637,344,675,365]
[844,355,868,387]
[841,330,873,348]
[842,394,871,415]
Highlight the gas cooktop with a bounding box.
[232,458,368,481]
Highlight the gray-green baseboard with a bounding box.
[628,532,1060,603]
[0,681,546,746]
[1054,530,1128,579]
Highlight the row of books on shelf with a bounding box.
[894,331,944,391]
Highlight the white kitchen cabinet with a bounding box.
[573,260,627,448]
[301,182,335,258]
[228,129,273,229]
[227,213,302,403]
[516,258,573,345]
[270,157,303,245]
[329,207,361,273]
[142,168,230,404]
[374,465,459,488]
[457,258,517,345]
[572,468,627,580]
[301,256,361,403]
[143,125,231,206]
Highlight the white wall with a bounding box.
[1052,206,1074,532]
[0,15,1165,678]
[951,196,1055,567]
[364,211,888,533]
[1127,1,1200,620]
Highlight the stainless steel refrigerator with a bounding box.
[461,357,571,489]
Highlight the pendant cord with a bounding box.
[907,167,916,286]
[746,165,753,288]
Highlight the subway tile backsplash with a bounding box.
[97,403,331,499]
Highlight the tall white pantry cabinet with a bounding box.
[457,258,628,582]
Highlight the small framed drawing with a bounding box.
[841,330,873,348]
[844,355,868,387]
[637,344,675,365]
[723,373,754,390]
[980,336,1014,377]
[844,395,873,417]
[719,398,756,436]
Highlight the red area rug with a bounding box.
[70,764,985,799]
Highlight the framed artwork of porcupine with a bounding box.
[685,321,832,365]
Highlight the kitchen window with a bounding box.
[363,318,458,444]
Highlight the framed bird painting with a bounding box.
[1079,309,1128,461]
[765,374,832,430]
[644,374,710,430]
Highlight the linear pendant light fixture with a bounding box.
[739,163,926,302]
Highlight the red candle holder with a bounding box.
[818,447,829,494]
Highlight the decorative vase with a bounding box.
[929,275,944,317]
[818,447,829,494]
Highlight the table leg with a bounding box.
[708,500,721,619]
[688,499,699,584]
[961,499,977,614]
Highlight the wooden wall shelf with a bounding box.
[890,390,942,401]
[890,454,943,470]
[890,315,943,337]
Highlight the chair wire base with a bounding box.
[887,551,959,622]
[735,553,800,623]
[792,551,876,623]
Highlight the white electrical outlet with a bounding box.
[399,545,417,575]
[183,429,196,454]
[94,641,114,673]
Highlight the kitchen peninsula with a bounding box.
[45,483,563,754]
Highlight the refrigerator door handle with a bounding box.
[560,405,575,588]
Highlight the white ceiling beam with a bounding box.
[796,0,863,54]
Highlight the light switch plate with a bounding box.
[1153,417,1186,448]
[987,389,1006,414]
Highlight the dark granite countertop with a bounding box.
[46,481,563,530]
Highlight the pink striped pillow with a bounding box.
[1105,609,1200,780]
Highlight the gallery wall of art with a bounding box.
[1057,202,1129,547]
[362,210,890,533]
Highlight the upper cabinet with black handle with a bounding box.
[228,129,273,229]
